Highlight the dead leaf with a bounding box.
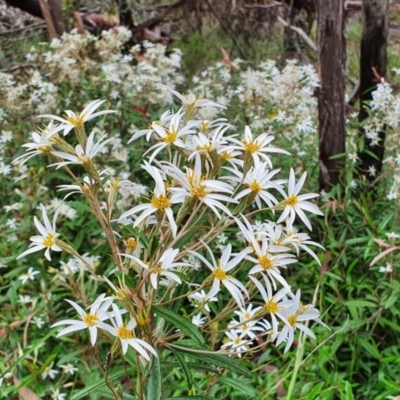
[13,377,40,400]
[220,46,235,73]
[370,245,400,267]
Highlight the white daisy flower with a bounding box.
[277,168,323,231]
[167,154,237,218]
[250,275,294,341]
[17,208,62,261]
[51,294,113,345]
[38,99,116,136]
[101,305,157,360]
[18,267,40,284]
[41,362,58,380]
[50,130,113,169]
[118,162,178,237]
[189,243,251,307]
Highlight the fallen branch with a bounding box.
[277,16,317,52]
[0,21,46,36]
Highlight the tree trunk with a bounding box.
[48,0,64,36]
[316,0,346,191]
[357,0,389,181]
[118,0,136,31]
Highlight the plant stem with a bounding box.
[285,329,305,399]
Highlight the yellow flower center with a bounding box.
[213,267,227,280]
[38,145,52,153]
[286,194,298,207]
[196,144,212,152]
[111,178,121,189]
[43,233,55,248]
[264,299,278,314]
[163,131,177,144]
[200,121,209,133]
[151,195,171,211]
[183,94,199,111]
[83,313,99,327]
[136,309,150,327]
[233,337,242,345]
[249,180,261,193]
[258,255,272,270]
[66,113,85,127]
[190,185,208,199]
[78,153,91,165]
[220,151,232,161]
[117,326,134,340]
[125,237,137,250]
[151,265,163,276]
[288,315,297,326]
[244,142,260,153]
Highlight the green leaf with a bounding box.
[343,380,355,400]
[174,215,209,249]
[153,306,205,345]
[176,347,251,377]
[219,377,259,397]
[164,397,217,400]
[345,300,377,308]
[5,329,58,376]
[344,237,369,245]
[170,348,193,388]
[65,201,92,213]
[91,387,137,400]
[122,347,139,370]
[358,337,381,359]
[71,368,129,400]
[120,226,150,248]
[170,283,189,314]
[304,382,325,399]
[146,356,162,400]
[162,362,218,374]
[379,317,400,333]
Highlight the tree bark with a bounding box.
[118,0,136,31]
[357,0,389,181]
[48,0,64,36]
[316,0,346,191]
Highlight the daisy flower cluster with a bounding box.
[13,85,326,392]
[0,28,183,119]
[357,72,400,200]
[192,59,320,158]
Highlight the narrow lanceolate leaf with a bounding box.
[164,397,218,400]
[71,368,128,400]
[152,306,205,345]
[176,347,251,377]
[174,215,209,249]
[170,348,193,388]
[219,377,259,397]
[91,387,137,400]
[146,356,162,400]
